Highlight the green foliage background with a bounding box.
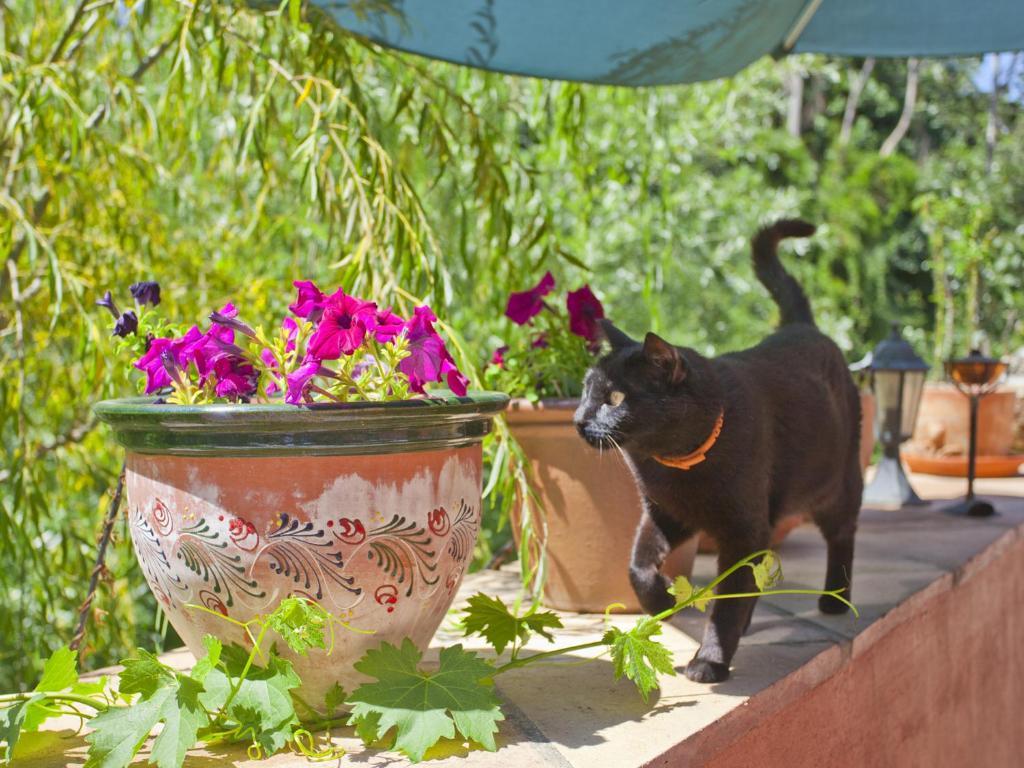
[2,2,1022,690]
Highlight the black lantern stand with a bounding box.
[862,324,930,509]
[942,349,1008,518]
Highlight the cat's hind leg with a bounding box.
[814,462,861,614]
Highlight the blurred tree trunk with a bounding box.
[839,57,875,145]
[785,70,803,138]
[880,58,920,157]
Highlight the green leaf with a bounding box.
[35,646,78,692]
[86,671,205,768]
[1,696,43,761]
[348,639,504,762]
[692,591,711,612]
[190,636,222,684]
[19,646,84,732]
[750,551,782,591]
[603,617,675,702]
[265,597,328,656]
[324,683,347,718]
[667,575,693,605]
[117,649,174,698]
[200,650,300,756]
[462,593,562,655]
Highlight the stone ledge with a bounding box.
[12,473,1024,767]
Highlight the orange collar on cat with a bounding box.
[654,409,724,470]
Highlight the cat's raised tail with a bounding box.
[751,218,817,327]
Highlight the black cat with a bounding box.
[574,219,861,683]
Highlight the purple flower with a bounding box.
[372,307,406,344]
[397,306,468,396]
[134,327,204,393]
[307,292,376,360]
[531,333,549,349]
[289,280,328,321]
[505,272,555,325]
[567,285,605,346]
[112,310,139,338]
[489,346,508,369]
[213,357,257,400]
[130,281,161,307]
[285,360,322,405]
[210,302,256,338]
[282,317,299,351]
[96,291,120,318]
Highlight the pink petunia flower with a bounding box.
[213,357,258,399]
[489,346,508,369]
[134,326,205,393]
[372,307,406,344]
[397,306,468,396]
[567,285,605,346]
[289,280,328,321]
[285,359,323,405]
[505,271,555,325]
[306,292,377,360]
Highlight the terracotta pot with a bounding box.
[505,399,697,613]
[95,393,506,703]
[909,383,1017,457]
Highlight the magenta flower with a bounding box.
[134,326,204,393]
[282,316,299,351]
[505,271,555,325]
[372,307,406,344]
[567,285,605,346]
[489,346,508,369]
[210,302,256,338]
[397,306,468,396]
[307,292,376,360]
[213,358,257,399]
[531,333,549,349]
[289,280,328,320]
[285,359,322,405]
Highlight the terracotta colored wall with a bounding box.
[680,532,1024,768]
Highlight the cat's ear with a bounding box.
[599,319,637,350]
[643,332,687,385]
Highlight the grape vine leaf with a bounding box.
[265,597,328,656]
[1,695,44,761]
[85,654,205,768]
[750,551,782,591]
[348,639,504,762]
[462,593,562,655]
[667,575,693,605]
[189,635,222,684]
[35,646,78,692]
[199,646,300,755]
[602,617,675,702]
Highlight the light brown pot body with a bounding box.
[125,449,481,703]
[910,383,1016,456]
[506,400,697,613]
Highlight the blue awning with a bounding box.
[310,0,1024,86]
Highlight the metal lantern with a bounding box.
[862,324,930,508]
[943,348,1008,517]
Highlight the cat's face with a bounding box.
[574,321,718,455]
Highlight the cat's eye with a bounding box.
[607,390,626,407]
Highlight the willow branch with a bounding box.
[839,57,875,146]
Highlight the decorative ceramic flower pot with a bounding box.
[505,399,697,613]
[94,393,507,703]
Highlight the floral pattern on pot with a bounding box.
[125,446,482,703]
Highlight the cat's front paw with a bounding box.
[818,593,851,615]
[685,658,731,683]
[629,568,675,615]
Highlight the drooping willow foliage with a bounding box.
[2,1,1022,691]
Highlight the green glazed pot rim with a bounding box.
[94,390,509,457]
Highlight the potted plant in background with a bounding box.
[485,273,697,612]
[93,280,507,702]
